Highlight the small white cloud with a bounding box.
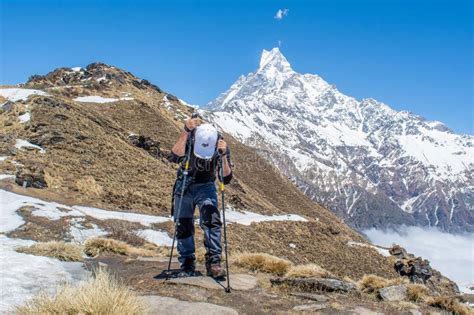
[278,40,282,47]
[274,8,289,20]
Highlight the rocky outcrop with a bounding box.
[271,277,357,293]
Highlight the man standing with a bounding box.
[170,116,232,278]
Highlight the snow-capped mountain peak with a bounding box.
[204,48,474,233]
[259,47,293,72]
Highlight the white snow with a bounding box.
[68,218,107,244]
[0,88,48,102]
[136,229,174,247]
[18,112,31,123]
[72,205,170,226]
[0,174,15,180]
[71,67,82,72]
[0,156,8,161]
[15,139,46,153]
[74,96,119,103]
[347,241,391,257]
[0,235,88,312]
[73,95,135,103]
[225,208,307,226]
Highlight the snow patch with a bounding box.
[136,229,174,247]
[347,241,391,257]
[225,208,307,226]
[68,218,107,244]
[0,174,15,180]
[18,112,31,123]
[0,235,88,312]
[15,139,46,153]
[74,95,134,103]
[0,88,48,102]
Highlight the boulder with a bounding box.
[128,134,163,158]
[379,285,407,301]
[271,277,357,293]
[139,295,238,315]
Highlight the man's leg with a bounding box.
[174,188,196,273]
[195,183,224,277]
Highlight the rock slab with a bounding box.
[140,295,238,315]
[164,274,257,291]
[293,303,327,311]
[379,285,407,301]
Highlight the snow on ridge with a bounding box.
[225,208,307,226]
[347,241,391,257]
[0,88,48,102]
[15,139,46,153]
[70,66,82,72]
[73,95,135,103]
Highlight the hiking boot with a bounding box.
[178,257,196,277]
[207,263,226,279]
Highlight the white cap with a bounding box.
[193,124,218,160]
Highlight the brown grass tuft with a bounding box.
[232,252,293,276]
[195,247,207,263]
[44,171,63,189]
[285,263,334,278]
[406,283,430,302]
[16,241,83,262]
[108,225,145,247]
[358,274,409,293]
[84,237,158,257]
[426,296,471,315]
[76,175,103,197]
[15,268,147,314]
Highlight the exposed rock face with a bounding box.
[205,48,474,233]
[388,245,460,295]
[139,295,238,315]
[379,285,408,301]
[128,134,164,159]
[15,164,47,188]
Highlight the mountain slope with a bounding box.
[204,48,473,232]
[0,63,401,280]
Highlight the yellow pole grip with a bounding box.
[185,160,190,170]
[220,182,225,192]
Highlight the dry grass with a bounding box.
[15,268,147,314]
[76,175,103,197]
[43,171,63,189]
[427,296,471,315]
[232,252,293,276]
[330,302,344,311]
[285,263,334,278]
[406,283,430,302]
[16,241,83,262]
[84,237,157,257]
[358,274,409,293]
[108,225,145,247]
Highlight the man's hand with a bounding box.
[217,139,227,155]
[184,118,199,132]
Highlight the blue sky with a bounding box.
[1,0,472,134]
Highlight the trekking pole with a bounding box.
[218,153,231,293]
[166,113,198,280]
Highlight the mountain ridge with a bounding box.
[204,47,473,232]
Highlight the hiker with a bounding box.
[170,116,233,278]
